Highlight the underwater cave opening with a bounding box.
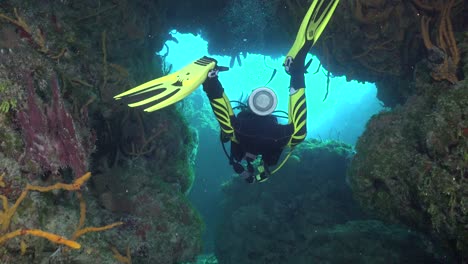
[159,30,384,146]
[157,30,384,254]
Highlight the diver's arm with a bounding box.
[202,75,237,143]
[286,45,310,147]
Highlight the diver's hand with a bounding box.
[283,56,294,75]
[208,66,230,78]
[208,69,219,78]
[284,57,312,76]
[202,56,229,78]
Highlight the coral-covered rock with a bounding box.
[349,83,467,260]
[0,0,200,263]
[91,161,203,263]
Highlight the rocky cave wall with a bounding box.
[0,0,203,263]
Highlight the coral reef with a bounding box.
[0,172,122,262]
[214,140,447,263]
[91,161,203,263]
[0,0,202,262]
[98,106,197,194]
[349,82,467,260]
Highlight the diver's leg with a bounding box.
[286,43,309,147]
[285,0,340,147]
[202,73,237,142]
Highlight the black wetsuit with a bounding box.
[203,77,294,166]
[202,46,308,175]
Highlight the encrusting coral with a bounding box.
[349,83,467,260]
[0,172,122,251]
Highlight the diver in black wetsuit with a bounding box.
[198,0,341,183]
[201,44,310,183]
[114,0,340,183]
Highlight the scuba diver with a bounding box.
[114,0,340,183]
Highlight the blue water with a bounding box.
[158,30,384,254]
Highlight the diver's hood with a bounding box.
[248,87,278,116]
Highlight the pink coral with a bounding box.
[16,73,93,178]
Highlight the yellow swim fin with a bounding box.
[284,0,340,64]
[114,57,217,112]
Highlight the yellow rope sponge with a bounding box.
[0,229,81,249]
